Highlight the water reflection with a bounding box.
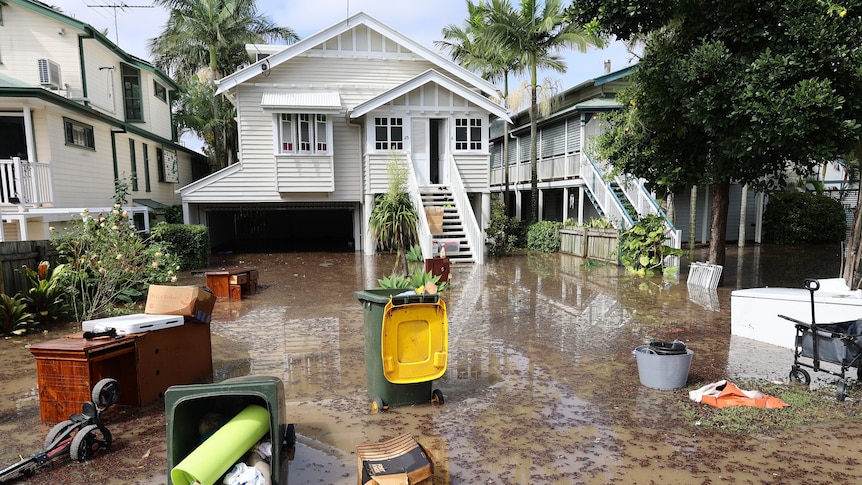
[199,244,851,484]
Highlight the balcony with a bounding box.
[0,157,54,209]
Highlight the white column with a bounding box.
[481,192,490,231]
[363,194,375,254]
[738,184,748,247]
[515,190,522,222]
[538,189,544,221]
[562,187,569,223]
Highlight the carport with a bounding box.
[204,203,356,253]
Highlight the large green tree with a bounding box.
[486,0,604,223]
[437,0,525,213]
[567,0,862,268]
[150,0,297,169]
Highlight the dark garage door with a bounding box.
[208,206,354,252]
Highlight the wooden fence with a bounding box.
[559,226,621,264]
[0,240,60,296]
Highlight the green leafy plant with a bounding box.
[369,155,418,275]
[0,293,34,335]
[526,220,561,253]
[21,261,68,328]
[762,190,847,244]
[619,214,682,276]
[52,202,180,321]
[485,197,520,256]
[378,270,449,292]
[151,222,210,270]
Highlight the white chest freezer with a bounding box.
[82,313,184,336]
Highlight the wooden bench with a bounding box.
[205,266,259,300]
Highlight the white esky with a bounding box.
[60,0,637,150]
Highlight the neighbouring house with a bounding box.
[178,12,510,263]
[0,0,208,242]
[491,63,857,247]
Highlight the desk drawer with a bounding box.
[230,273,248,285]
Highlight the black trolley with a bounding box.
[779,278,862,401]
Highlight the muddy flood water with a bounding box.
[2,244,862,484]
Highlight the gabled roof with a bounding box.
[215,12,502,100]
[351,69,510,123]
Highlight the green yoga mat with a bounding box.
[171,404,270,485]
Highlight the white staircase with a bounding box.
[420,185,475,263]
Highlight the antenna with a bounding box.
[86,3,154,45]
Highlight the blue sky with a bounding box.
[63,0,637,91]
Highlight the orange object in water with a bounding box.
[689,380,788,409]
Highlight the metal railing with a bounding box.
[0,157,53,207]
[580,153,633,229]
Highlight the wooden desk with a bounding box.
[29,322,212,423]
[205,266,259,299]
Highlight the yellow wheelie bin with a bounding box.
[354,289,448,412]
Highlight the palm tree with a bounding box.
[437,0,524,215]
[150,0,298,168]
[486,0,604,223]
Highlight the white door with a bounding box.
[411,118,430,185]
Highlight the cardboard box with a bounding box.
[145,285,216,324]
[356,434,433,485]
[424,206,444,235]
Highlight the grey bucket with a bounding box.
[633,344,693,390]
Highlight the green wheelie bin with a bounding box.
[355,288,447,412]
[164,375,294,485]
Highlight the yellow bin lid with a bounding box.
[381,298,448,384]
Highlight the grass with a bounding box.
[679,378,862,435]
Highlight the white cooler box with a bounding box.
[82,313,184,336]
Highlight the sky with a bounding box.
[59,0,637,149]
[61,0,636,88]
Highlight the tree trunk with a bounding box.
[708,183,730,268]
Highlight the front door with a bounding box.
[411,119,431,185]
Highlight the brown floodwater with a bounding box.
[1,243,860,484]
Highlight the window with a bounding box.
[129,139,138,191]
[278,113,330,155]
[153,81,167,102]
[455,118,482,150]
[374,117,403,150]
[122,64,143,121]
[63,117,95,149]
[156,147,165,182]
[142,143,151,192]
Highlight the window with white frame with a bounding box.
[279,113,329,154]
[374,117,403,150]
[455,118,482,150]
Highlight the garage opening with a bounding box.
[208,206,355,253]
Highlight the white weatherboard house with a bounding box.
[0,0,207,241]
[178,13,510,263]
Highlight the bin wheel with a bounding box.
[91,378,121,411]
[44,420,75,450]
[70,424,112,462]
[837,380,847,401]
[284,423,296,449]
[431,389,444,406]
[789,367,810,386]
[371,397,386,413]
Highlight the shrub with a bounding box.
[164,205,184,224]
[151,222,210,270]
[378,270,448,292]
[763,191,847,244]
[21,261,68,328]
[0,293,33,335]
[485,198,520,256]
[526,221,561,253]
[52,207,180,321]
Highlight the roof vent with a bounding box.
[37,59,62,89]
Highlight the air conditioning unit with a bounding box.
[37,58,62,89]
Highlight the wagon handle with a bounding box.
[804,278,820,326]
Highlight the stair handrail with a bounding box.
[404,154,434,260]
[446,153,484,264]
[580,152,634,229]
